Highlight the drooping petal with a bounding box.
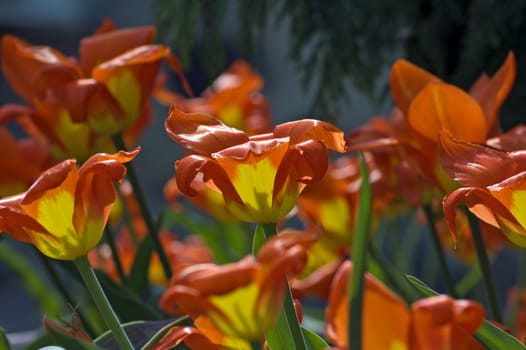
[439,131,520,188]
[390,59,441,114]
[443,186,525,246]
[166,108,249,155]
[408,82,487,143]
[273,119,347,152]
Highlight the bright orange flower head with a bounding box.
[0,148,139,260]
[159,229,310,341]
[0,22,179,160]
[326,261,485,350]
[440,132,526,247]
[158,60,272,135]
[385,53,516,194]
[166,108,346,223]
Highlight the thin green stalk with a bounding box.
[103,226,128,285]
[112,134,172,280]
[74,255,133,350]
[37,252,97,338]
[464,208,502,323]
[115,184,139,245]
[348,153,372,350]
[422,204,458,297]
[257,224,307,350]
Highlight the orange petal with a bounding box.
[79,25,156,74]
[166,107,249,155]
[470,52,516,134]
[390,59,441,114]
[439,131,519,187]
[175,155,243,205]
[1,35,81,101]
[408,82,487,143]
[273,119,346,152]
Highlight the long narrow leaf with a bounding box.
[405,274,526,349]
[348,153,372,350]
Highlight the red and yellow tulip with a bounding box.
[159,229,312,341]
[0,149,138,260]
[166,108,346,223]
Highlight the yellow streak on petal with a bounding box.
[218,104,244,130]
[54,109,91,161]
[226,158,278,221]
[208,283,267,340]
[106,70,141,126]
[319,198,352,242]
[391,340,409,350]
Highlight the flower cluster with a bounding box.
[1,20,525,350]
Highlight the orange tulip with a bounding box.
[0,148,139,260]
[382,53,516,194]
[159,229,311,341]
[441,132,526,247]
[0,22,180,160]
[326,261,485,349]
[157,60,272,135]
[166,108,346,223]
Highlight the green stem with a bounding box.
[258,224,307,350]
[112,134,172,280]
[423,204,458,297]
[464,208,502,323]
[348,153,372,350]
[37,252,97,338]
[74,256,133,350]
[103,226,128,285]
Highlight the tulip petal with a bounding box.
[470,52,516,134]
[273,119,346,152]
[439,131,519,187]
[79,25,156,74]
[390,59,441,114]
[408,82,487,143]
[166,108,249,155]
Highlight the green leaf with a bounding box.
[0,327,12,350]
[128,237,153,294]
[94,318,188,350]
[252,224,266,255]
[348,153,372,350]
[405,274,526,349]
[302,327,330,350]
[95,271,163,322]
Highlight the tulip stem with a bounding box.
[112,134,172,280]
[103,226,128,285]
[74,256,133,350]
[464,208,502,323]
[258,224,307,350]
[422,204,458,298]
[36,252,97,337]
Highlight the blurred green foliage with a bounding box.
[155,0,526,127]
